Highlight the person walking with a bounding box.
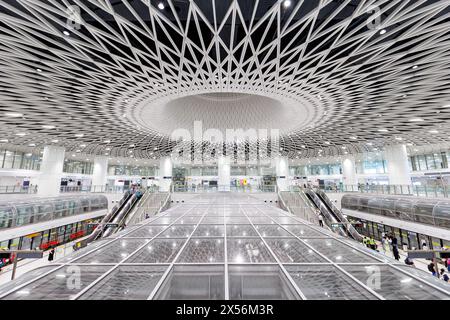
[421,241,428,251]
[387,236,393,252]
[363,236,370,248]
[48,248,55,262]
[318,214,324,227]
[392,245,400,260]
[369,237,377,250]
[381,236,388,254]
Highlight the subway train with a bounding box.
[342,194,450,250]
[0,195,108,229]
[342,194,450,229]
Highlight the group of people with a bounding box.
[363,233,401,261]
[427,262,450,282]
[381,233,401,260]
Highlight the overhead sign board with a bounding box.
[407,250,435,259]
[16,251,44,259]
[439,251,450,259]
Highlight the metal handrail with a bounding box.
[325,184,450,198]
[0,185,37,194]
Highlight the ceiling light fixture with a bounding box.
[41,125,56,129]
[409,118,424,122]
[5,112,23,118]
[283,0,291,7]
[157,2,164,10]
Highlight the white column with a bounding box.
[275,156,289,191]
[37,146,65,197]
[342,157,358,186]
[159,156,173,192]
[218,156,231,191]
[384,144,411,185]
[92,156,108,188]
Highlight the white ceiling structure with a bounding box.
[0,0,450,162]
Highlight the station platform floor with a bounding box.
[0,241,75,286]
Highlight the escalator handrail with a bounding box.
[102,191,143,237]
[315,189,363,241]
[304,189,347,237]
[84,191,133,243]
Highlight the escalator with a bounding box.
[306,188,363,241]
[79,189,144,247]
[304,189,348,238]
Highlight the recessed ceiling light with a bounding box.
[0,139,8,143]
[377,129,389,132]
[429,130,439,134]
[15,132,27,136]
[5,112,23,118]
[36,68,42,72]
[395,137,403,140]
[51,139,59,143]
[379,29,386,35]
[157,2,164,10]
[28,143,36,147]
[75,133,84,138]
[409,118,424,122]
[63,30,70,36]
[283,0,291,7]
[104,140,111,143]
[80,144,86,148]
[41,125,56,129]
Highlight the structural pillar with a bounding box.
[159,156,173,192]
[342,157,358,187]
[384,144,411,186]
[92,156,108,189]
[37,146,65,197]
[275,156,289,192]
[218,156,231,191]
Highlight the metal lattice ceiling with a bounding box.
[0,0,450,161]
